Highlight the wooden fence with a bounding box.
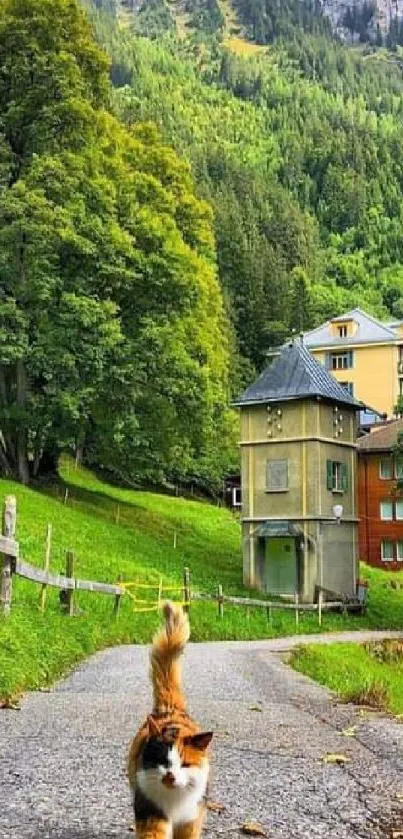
[0,494,355,627]
[0,495,124,617]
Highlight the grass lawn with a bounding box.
[290,637,403,715]
[0,455,402,700]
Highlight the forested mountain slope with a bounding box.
[86,0,403,375]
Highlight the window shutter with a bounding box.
[324,352,330,370]
[326,460,333,490]
[342,462,348,491]
[348,382,354,396]
[348,350,354,369]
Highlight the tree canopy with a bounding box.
[0,0,237,490]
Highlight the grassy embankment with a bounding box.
[291,630,403,716]
[0,455,402,699]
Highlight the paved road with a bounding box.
[1,633,403,839]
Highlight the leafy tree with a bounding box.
[0,0,236,491]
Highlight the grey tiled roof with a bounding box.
[357,418,403,452]
[234,341,362,409]
[304,307,398,348]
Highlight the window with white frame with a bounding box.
[381,540,394,561]
[396,459,403,479]
[397,542,403,562]
[380,458,393,479]
[333,461,342,491]
[380,501,393,520]
[379,500,403,520]
[232,487,242,508]
[326,460,348,492]
[331,352,351,370]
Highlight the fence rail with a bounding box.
[1,493,361,628]
[15,559,122,595]
[191,591,343,612]
[0,496,125,617]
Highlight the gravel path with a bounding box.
[1,631,403,839]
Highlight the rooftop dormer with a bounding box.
[330,317,357,340]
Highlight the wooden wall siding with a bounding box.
[358,453,403,569]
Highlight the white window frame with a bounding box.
[232,487,242,508]
[380,501,394,521]
[397,542,403,562]
[332,461,343,492]
[395,459,403,479]
[338,325,347,338]
[396,500,403,520]
[381,540,394,562]
[332,352,349,370]
[380,458,393,480]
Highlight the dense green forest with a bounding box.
[85,0,403,370]
[4,0,403,492]
[0,0,237,491]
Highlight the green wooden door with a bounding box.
[265,537,297,595]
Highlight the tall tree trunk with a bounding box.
[0,438,12,477]
[0,367,16,472]
[16,359,30,485]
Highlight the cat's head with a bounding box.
[138,717,213,791]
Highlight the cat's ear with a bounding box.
[184,732,213,750]
[147,715,161,737]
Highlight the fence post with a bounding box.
[115,504,120,525]
[114,575,123,618]
[173,531,177,549]
[63,487,69,505]
[65,550,75,616]
[183,567,190,613]
[318,588,323,628]
[0,496,17,617]
[217,583,224,619]
[39,523,52,613]
[295,591,299,631]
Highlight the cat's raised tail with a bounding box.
[150,601,190,715]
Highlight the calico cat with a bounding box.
[128,601,213,839]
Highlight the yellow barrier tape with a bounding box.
[129,597,159,605]
[120,582,184,591]
[121,582,162,589]
[124,590,141,601]
[129,596,189,611]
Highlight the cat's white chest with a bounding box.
[161,785,203,826]
[137,764,208,827]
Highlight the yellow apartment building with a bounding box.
[303,308,403,420]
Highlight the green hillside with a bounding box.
[1,457,403,701]
[0,458,239,699]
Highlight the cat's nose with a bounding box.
[162,771,176,787]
